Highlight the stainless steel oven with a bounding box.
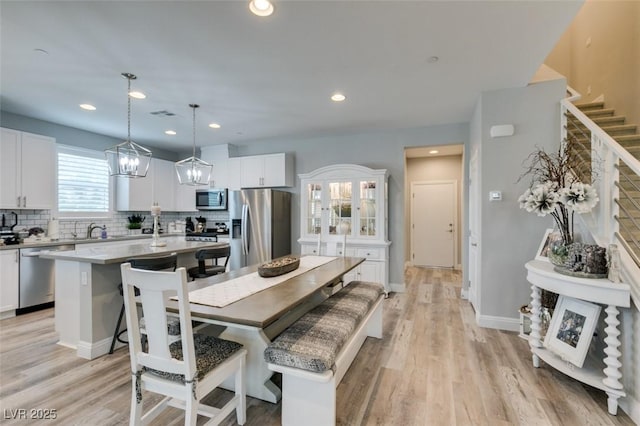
[19,244,75,308]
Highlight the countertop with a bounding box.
[38,238,228,264]
[0,231,229,251]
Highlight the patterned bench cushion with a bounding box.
[264,281,383,373]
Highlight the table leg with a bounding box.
[602,305,623,393]
[529,284,542,368]
[218,326,281,403]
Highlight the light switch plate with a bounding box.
[489,191,502,201]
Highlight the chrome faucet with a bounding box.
[71,221,78,239]
[86,223,101,239]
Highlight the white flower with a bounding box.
[560,182,599,214]
[519,182,560,217]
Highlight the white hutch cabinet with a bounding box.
[298,164,390,291]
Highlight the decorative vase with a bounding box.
[548,239,569,266]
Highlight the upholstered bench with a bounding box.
[264,281,384,426]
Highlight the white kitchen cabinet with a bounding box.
[174,183,196,212]
[240,153,294,188]
[116,160,154,211]
[209,158,228,189]
[0,249,19,317]
[117,158,195,212]
[298,164,390,291]
[153,158,176,209]
[200,144,239,190]
[0,128,56,209]
[226,158,242,190]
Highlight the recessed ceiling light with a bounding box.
[165,130,176,135]
[429,150,439,154]
[427,56,439,64]
[331,93,346,102]
[129,91,146,99]
[209,123,221,129]
[249,0,274,17]
[79,104,96,111]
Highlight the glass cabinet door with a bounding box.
[329,181,352,235]
[358,179,377,237]
[304,182,323,235]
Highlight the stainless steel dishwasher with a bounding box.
[19,244,75,308]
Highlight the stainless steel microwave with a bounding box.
[196,188,228,210]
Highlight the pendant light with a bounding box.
[175,104,212,186]
[105,73,152,178]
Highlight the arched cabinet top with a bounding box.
[299,164,388,180]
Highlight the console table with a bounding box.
[525,260,631,415]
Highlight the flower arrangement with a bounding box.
[517,145,599,247]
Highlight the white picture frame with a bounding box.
[543,295,601,368]
[535,228,554,261]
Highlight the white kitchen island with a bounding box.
[40,237,226,359]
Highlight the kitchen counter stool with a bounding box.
[109,253,178,354]
[187,245,230,280]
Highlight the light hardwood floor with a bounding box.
[0,267,635,425]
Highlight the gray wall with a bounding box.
[225,124,469,287]
[0,111,179,161]
[0,109,469,287]
[476,77,566,320]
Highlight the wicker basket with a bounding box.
[258,257,300,277]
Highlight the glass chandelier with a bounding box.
[105,73,152,178]
[175,104,212,185]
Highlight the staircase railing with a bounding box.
[561,93,640,305]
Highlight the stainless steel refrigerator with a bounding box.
[228,189,291,270]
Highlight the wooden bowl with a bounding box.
[258,257,300,277]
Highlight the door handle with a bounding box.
[471,243,478,247]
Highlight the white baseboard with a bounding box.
[389,282,405,293]
[76,337,115,360]
[0,310,16,320]
[460,288,469,300]
[619,383,640,424]
[476,314,520,332]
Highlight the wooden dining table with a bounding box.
[168,256,365,403]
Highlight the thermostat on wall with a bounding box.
[489,191,502,201]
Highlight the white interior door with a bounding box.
[411,181,456,267]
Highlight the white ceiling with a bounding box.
[0,1,582,153]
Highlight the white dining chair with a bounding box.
[121,263,247,426]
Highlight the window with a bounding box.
[57,145,110,218]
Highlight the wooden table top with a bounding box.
[173,256,365,329]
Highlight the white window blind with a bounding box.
[57,145,110,217]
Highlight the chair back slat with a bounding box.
[121,264,196,379]
[195,245,231,275]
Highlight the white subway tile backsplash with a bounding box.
[0,208,230,240]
